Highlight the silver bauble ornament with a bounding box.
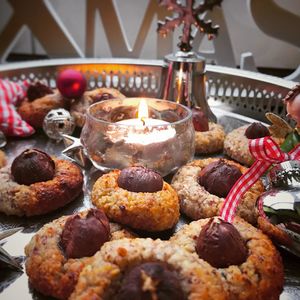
[43,109,75,140]
[258,160,300,256]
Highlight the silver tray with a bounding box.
[0,108,299,300]
[0,59,299,299]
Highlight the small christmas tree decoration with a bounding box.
[43,108,75,140]
[265,112,293,139]
[56,69,87,99]
[158,0,222,52]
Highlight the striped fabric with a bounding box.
[0,79,34,136]
[220,136,300,222]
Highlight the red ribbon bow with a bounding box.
[220,136,300,223]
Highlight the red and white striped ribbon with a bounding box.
[220,136,300,223]
[0,79,34,136]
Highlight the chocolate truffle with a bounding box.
[117,166,163,193]
[198,160,242,198]
[11,148,55,185]
[192,107,209,132]
[245,122,270,139]
[27,82,54,101]
[196,218,247,268]
[60,209,110,259]
[117,262,185,300]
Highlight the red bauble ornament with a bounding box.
[56,69,87,98]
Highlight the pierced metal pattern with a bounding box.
[205,65,295,122]
[0,58,296,122]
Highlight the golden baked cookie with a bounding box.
[91,169,180,232]
[70,238,228,300]
[257,216,292,247]
[170,217,284,300]
[224,124,284,166]
[18,90,67,128]
[70,88,126,127]
[0,158,83,216]
[195,122,225,154]
[25,209,135,299]
[0,150,6,168]
[171,158,264,224]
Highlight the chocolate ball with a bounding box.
[11,148,55,185]
[117,166,163,193]
[245,122,270,139]
[192,107,209,132]
[117,262,185,300]
[198,160,242,198]
[196,218,248,268]
[60,209,110,259]
[27,82,54,101]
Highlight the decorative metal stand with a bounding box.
[157,0,222,121]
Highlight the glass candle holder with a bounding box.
[80,98,195,176]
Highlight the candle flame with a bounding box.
[138,99,149,120]
[178,67,183,85]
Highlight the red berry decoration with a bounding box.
[192,107,209,132]
[56,69,87,99]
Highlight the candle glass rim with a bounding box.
[86,97,193,127]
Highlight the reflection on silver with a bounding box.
[0,130,7,148]
[62,134,90,168]
[0,227,23,271]
[162,51,217,122]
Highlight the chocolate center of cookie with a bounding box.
[27,82,54,101]
[60,209,110,259]
[116,262,185,300]
[196,218,248,268]
[117,166,163,193]
[198,160,242,198]
[91,93,114,103]
[11,148,55,185]
[192,107,209,132]
[245,122,270,139]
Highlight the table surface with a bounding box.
[0,108,300,300]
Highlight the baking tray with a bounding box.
[0,108,299,300]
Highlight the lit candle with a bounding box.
[116,99,176,145]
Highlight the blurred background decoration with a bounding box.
[0,0,299,80]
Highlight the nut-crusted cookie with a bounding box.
[70,88,126,127]
[171,158,264,224]
[91,169,180,232]
[0,158,83,216]
[70,238,228,300]
[195,122,225,154]
[170,217,284,300]
[25,209,135,299]
[18,90,67,128]
[224,125,284,166]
